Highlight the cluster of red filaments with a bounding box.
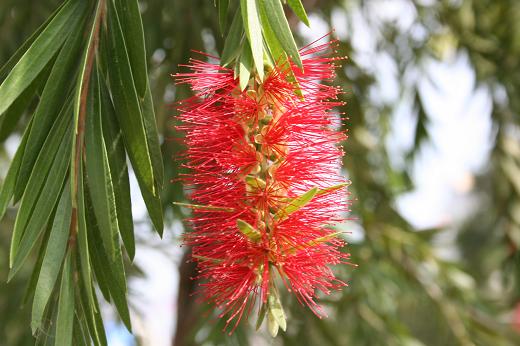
[175,38,352,333]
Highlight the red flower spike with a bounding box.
[174,37,352,335]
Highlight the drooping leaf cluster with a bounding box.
[0,0,163,344]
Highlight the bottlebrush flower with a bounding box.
[174,37,352,335]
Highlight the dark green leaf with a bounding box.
[31,183,71,334]
[0,119,32,221]
[0,0,86,116]
[241,0,264,79]
[54,252,74,346]
[137,83,164,235]
[9,103,71,266]
[85,68,119,262]
[114,0,148,98]
[218,0,230,34]
[99,75,136,258]
[9,118,72,279]
[14,18,85,202]
[86,198,132,331]
[106,0,155,197]
[0,65,48,143]
[287,0,309,26]
[0,2,66,80]
[262,0,303,69]
[221,9,244,66]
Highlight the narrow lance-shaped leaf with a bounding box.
[0,119,32,220]
[0,1,66,79]
[71,0,104,206]
[106,0,155,196]
[258,1,302,95]
[237,219,262,242]
[14,15,85,202]
[99,74,136,258]
[77,155,106,345]
[114,0,148,98]
[0,0,86,116]
[138,81,164,235]
[267,284,287,337]
[85,193,132,330]
[274,187,317,222]
[287,0,310,26]
[54,252,75,346]
[262,0,303,69]
[241,0,264,79]
[218,0,230,34]
[0,65,49,143]
[220,9,244,66]
[239,40,253,90]
[31,182,72,334]
[9,124,72,280]
[85,67,119,262]
[9,104,72,270]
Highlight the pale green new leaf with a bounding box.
[237,219,262,242]
[241,0,264,79]
[274,187,317,222]
[240,41,253,90]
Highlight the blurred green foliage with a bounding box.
[1,0,520,345]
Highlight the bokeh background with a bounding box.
[1,0,520,345]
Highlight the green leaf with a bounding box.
[0,65,48,143]
[241,0,264,79]
[218,0,230,34]
[139,82,164,235]
[77,160,106,346]
[9,105,72,273]
[85,68,119,262]
[256,303,267,330]
[71,0,104,207]
[287,0,309,26]
[245,175,266,189]
[259,0,303,95]
[221,9,244,66]
[315,182,351,196]
[237,219,262,242]
[0,1,66,80]
[106,0,155,197]
[8,127,71,278]
[268,285,287,336]
[0,0,86,116]
[262,0,303,69]
[274,187,317,222]
[172,202,235,212]
[239,40,253,90]
[0,119,32,221]
[114,0,148,98]
[14,17,85,202]
[99,75,136,258]
[54,253,75,346]
[287,232,343,254]
[85,191,132,330]
[31,183,71,334]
